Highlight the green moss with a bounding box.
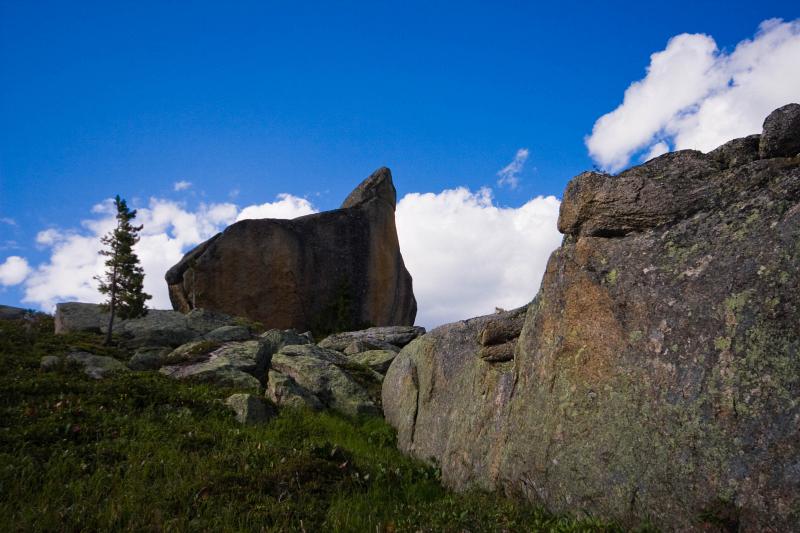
[606,269,619,285]
[714,337,731,351]
[629,330,643,343]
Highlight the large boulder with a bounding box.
[383,106,800,531]
[165,168,417,334]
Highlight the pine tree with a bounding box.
[95,195,152,345]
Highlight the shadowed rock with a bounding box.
[165,167,417,334]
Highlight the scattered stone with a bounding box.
[40,355,61,372]
[278,344,347,364]
[271,352,378,417]
[266,370,324,410]
[204,325,252,343]
[343,338,400,355]
[159,359,261,392]
[159,340,271,391]
[347,350,397,374]
[66,352,129,380]
[259,329,312,354]
[127,346,171,370]
[225,393,275,425]
[163,340,221,366]
[318,325,426,352]
[165,167,417,332]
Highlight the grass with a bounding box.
[0,315,624,532]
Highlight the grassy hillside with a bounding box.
[0,315,625,532]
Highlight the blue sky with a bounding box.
[1,1,798,326]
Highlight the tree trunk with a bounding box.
[104,266,118,346]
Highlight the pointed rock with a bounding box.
[165,168,417,334]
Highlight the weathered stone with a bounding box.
[159,358,261,392]
[277,343,348,364]
[204,325,252,343]
[271,352,378,417]
[54,303,238,348]
[225,393,275,425]
[166,168,417,333]
[66,352,129,380]
[347,350,397,374]
[40,355,61,372]
[343,338,400,355]
[127,346,171,370]
[384,111,800,531]
[558,151,721,237]
[707,134,760,169]
[759,102,800,159]
[184,308,240,335]
[318,325,426,352]
[259,329,312,354]
[163,340,222,366]
[266,370,324,410]
[159,340,270,391]
[0,305,33,320]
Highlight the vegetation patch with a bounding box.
[0,316,620,532]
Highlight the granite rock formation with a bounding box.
[165,167,417,334]
[383,104,800,531]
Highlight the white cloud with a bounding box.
[0,256,31,286]
[643,141,670,162]
[235,194,317,221]
[396,187,562,329]
[1,217,16,226]
[496,148,529,189]
[21,194,318,311]
[587,18,800,171]
[21,188,562,330]
[174,180,192,191]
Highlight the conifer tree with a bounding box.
[95,195,151,345]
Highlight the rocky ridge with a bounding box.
[383,103,800,531]
[51,302,425,418]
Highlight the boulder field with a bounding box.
[52,302,425,418]
[382,104,800,531]
[165,167,417,333]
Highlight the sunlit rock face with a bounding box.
[383,104,800,531]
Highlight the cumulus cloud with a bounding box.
[20,188,562,330]
[21,194,314,311]
[173,180,192,191]
[0,256,31,286]
[235,194,317,222]
[496,148,529,189]
[587,18,800,171]
[396,187,561,328]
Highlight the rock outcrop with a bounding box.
[165,167,417,333]
[54,302,240,348]
[383,104,800,531]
